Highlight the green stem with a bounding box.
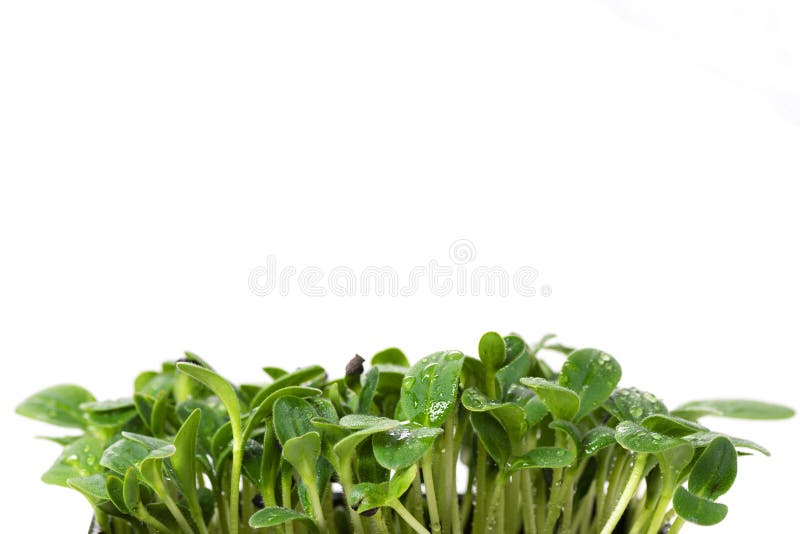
[441,414,456,534]
[667,517,685,534]
[229,442,243,534]
[599,454,649,534]
[485,471,506,534]
[520,470,537,534]
[474,446,488,534]
[644,483,675,534]
[213,473,231,534]
[390,498,432,534]
[136,506,172,533]
[304,480,327,532]
[338,463,366,534]
[151,470,194,534]
[459,460,475,529]
[421,451,442,534]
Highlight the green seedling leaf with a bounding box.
[41,435,105,486]
[176,362,241,435]
[495,337,531,398]
[123,467,140,512]
[673,486,728,526]
[243,386,321,442]
[16,385,95,429]
[400,350,465,427]
[582,427,617,457]
[121,432,175,459]
[372,347,409,367]
[461,387,527,446]
[641,414,708,437]
[372,423,442,469]
[682,431,771,456]
[100,439,149,476]
[479,331,506,372]
[520,377,580,421]
[470,411,511,467]
[604,387,668,423]
[509,447,576,473]
[263,367,287,379]
[149,392,169,437]
[333,418,401,464]
[559,349,622,421]
[272,396,316,444]
[106,475,131,514]
[615,421,687,453]
[282,431,321,481]
[250,365,326,409]
[689,436,737,500]
[358,367,380,414]
[66,474,109,502]
[460,356,486,391]
[81,398,136,412]
[507,385,548,426]
[172,409,200,501]
[674,399,795,420]
[349,466,417,514]
[249,507,316,529]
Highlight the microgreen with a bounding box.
[17,333,793,533]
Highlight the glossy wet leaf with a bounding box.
[581,426,617,457]
[16,385,95,429]
[509,447,576,472]
[106,475,130,514]
[682,431,770,456]
[615,421,687,453]
[479,331,506,372]
[549,419,582,453]
[495,338,531,398]
[559,349,621,421]
[673,486,728,526]
[121,432,175,459]
[272,396,316,445]
[100,439,149,476]
[400,350,465,427]
[519,377,579,421]
[674,399,794,420]
[689,436,737,499]
[470,411,511,467]
[604,387,668,423]
[372,423,442,469]
[333,418,400,464]
[349,466,417,513]
[249,506,316,529]
[461,387,527,445]
[641,414,708,437]
[41,435,105,486]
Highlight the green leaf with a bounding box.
[688,436,737,500]
[358,367,380,414]
[282,432,321,481]
[272,397,317,445]
[177,362,242,437]
[372,348,409,367]
[372,424,443,470]
[41,435,105,486]
[549,419,582,453]
[250,365,327,409]
[66,474,109,502]
[479,331,506,372]
[682,431,770,456]
[106,475,130,514]
[461,387,527,446]
[121,432,175,459]
[674,399,794,420]
[333,418,401,464]
[400,351,465,427]
[641,414,708,437]
[470,411,510,467]
[16,385,95,429]
[495,338,531,398]
[673,486,728,526]
[559,349,621,421]
[100,439,149,475]
[519,377,579,421]
[243,386,321,442]
[249,507,316,529]
[123,467,140,512]
[582,427,617,457]
[615,421,687,453]
[348,467,417,513]
[509,447,576,473]
[604,388,668,423]
[172,408,201,502]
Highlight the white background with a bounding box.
[1,2,798,532]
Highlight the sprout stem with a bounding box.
[599,453,649,534]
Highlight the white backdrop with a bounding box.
[1,2,798,532]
